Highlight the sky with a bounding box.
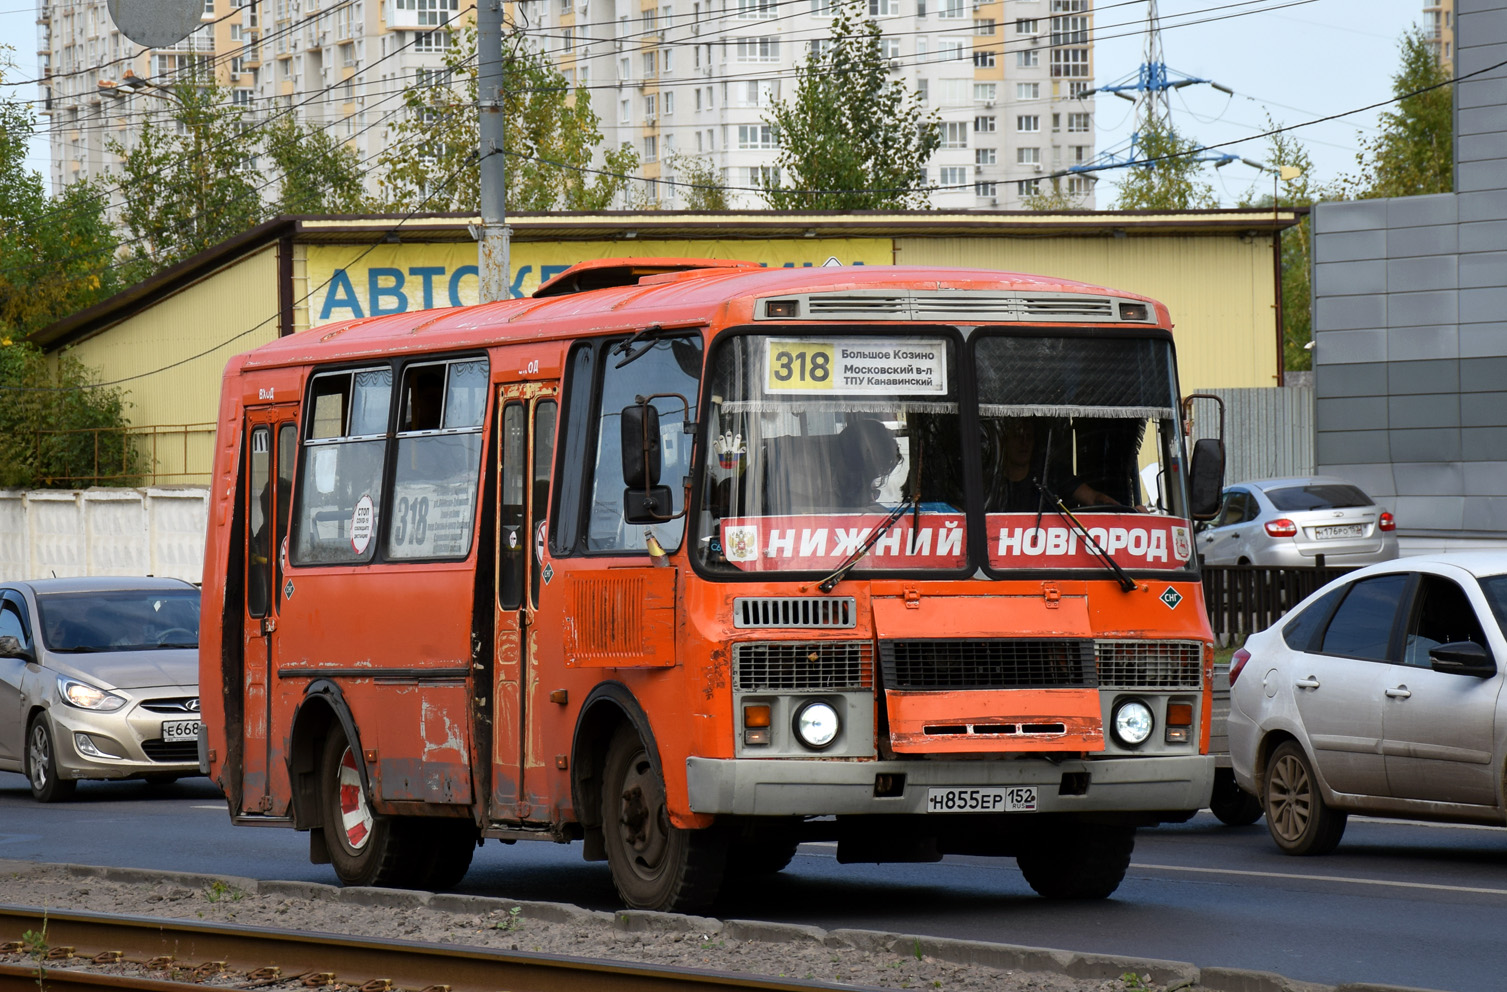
[1,0,1429,205]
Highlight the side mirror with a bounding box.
[1188,438,1224,520]
[621,402,662,491]
[1430,640,1497,678]
[623,485,676,524]
[0,635,30,661]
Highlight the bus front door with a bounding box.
[491,383,558,822]
[240,411,297,815]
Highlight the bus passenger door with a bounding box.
[241,411,297,815]
[491,383,557,822]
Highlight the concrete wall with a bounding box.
[0,489,208,584]
[1310,0,1507,554]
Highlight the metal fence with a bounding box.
[1201,562,1356,641]
[22,423,216,487]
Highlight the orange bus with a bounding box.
[200,258,1225,912]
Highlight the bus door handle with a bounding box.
[261,616,277,635]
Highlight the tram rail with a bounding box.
[0,905,868,992]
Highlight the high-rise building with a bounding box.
[1422,0,1454,72]
[34,0,1096,213]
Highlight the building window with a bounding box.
[643,50,657,76]
[1051,13,1089,44]
[880,38,900,59]
[973,82,996,102]
[974,17,995,34]
[1016,49,1038,67]
[645,94,657,120]
[1017,146,1039,164]
[973,115,995,132]
[937,39,965,61]
[941,120,968,148]
[869,0,899,13]
[939,0,964,17]
[972,49,995,68]
[975,148,995,165]
[940,166,967,188]
[735,37,779,61]
[974,181,997,197]
[1069,80,1092,98]
[1016,178,1041,196]
[737,0,776,16]
[737,124,776,148]
[1067,176,1093,194]
[1016,115,1039,132]
[1015,18,1037,32]
[1051,48,1090,77]
[413,29,450,51]
[1017,82,1039,100]
[644,135,658,161]
[1067,111,1090,132]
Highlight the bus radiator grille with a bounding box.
[879,639,1098,691]
[733,596,857,629]
[1094,639,1203,689]
[733,641,874,690]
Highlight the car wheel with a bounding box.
[25,715,77,803]
[1209,768,1264,826]
[1016,822,1136,899]
[142,774,181,786]
[319,731,421,887]
[1263,741,1346,855]
[601,724,726,912]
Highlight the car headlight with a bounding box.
[58,676,127,712]
[793,700,840,750]
[1111,698,1154,748]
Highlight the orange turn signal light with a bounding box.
[1166,702,1193,726]
[743,704,772,728]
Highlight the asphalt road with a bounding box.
[2,770,1504,991]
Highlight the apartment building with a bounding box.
[1422,0,1454,71]
[34,0,1095,212]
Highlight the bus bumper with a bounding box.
[685,753,1215,816]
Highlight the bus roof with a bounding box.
[235,261,1166,372]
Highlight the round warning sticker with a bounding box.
[350,494,375,555]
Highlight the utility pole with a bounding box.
[476,0,510,302]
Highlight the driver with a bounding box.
[987,418,1122,513]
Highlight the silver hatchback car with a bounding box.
[1197,476,1398,567]
[0,576,201,802]
[1228,553,1507,855]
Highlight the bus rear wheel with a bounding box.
[320,731,418,888]
[601,725,726,912]
[1015,822,1135,899]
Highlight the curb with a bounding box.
[13,860,1451,992]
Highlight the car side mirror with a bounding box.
[0,635,31,661]
[1188,438,1224,520]
[1430,640,1496,678]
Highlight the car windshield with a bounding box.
[1478,575,1507,635]
[1265,484,1371,511]
[37,588,201,652]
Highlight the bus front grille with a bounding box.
[733,596,857,629]
[734,641,874,690]
[879,639,1098,690]
[1095,639,1203,688]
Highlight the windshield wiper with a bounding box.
[1035,481,1138,593]
[817,493,917,594]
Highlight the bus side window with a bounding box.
[387,358,488,560]
[580,336,701,554]
[290,367,391,565]
[499,402,526,610]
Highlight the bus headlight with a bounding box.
[793,700,840,750]
[1111,699,1154,748]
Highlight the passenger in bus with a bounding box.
[985,417,1125,513]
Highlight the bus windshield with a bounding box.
[695,330,1195,577]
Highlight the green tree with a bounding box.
[0,340,143,488]
[263,114,370,216]
[1,49,121,336]
[1112,117,1218,210]
[377,27,638,212]
[1239,123,1323,372]
[1023,177,1092,211]
[761,0,939,210]
[1343,28,1452,199]
[110,71,376,276]
[109,78,264,275]
[667,152,730,210]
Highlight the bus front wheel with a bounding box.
[601,725,727,912]
[320,731,416,888]
[1015,822,1135,899]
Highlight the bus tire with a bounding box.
[1015,822,1135,899]
[413,819,479,891]
[601,724,727,912]
[320,731,416,888]
[1209,768,1264,826]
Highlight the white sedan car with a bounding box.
[1228,552,1507,855]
